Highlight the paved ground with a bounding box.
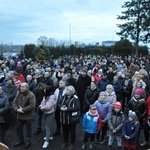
[4,115,150,150]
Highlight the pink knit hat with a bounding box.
[134,88,145,96]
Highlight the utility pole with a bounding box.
[69,23,71,46]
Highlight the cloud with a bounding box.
[0,0,126,45]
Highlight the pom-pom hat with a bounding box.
[128,110,137,120]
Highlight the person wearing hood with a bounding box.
[81,105,102,150]
[94,91,112,144]
[105,84,116,107]
[0,85,9,143]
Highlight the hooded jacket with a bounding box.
[94,99,112,121]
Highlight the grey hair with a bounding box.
[21,82,29,89]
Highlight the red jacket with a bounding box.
[17,73,25,83]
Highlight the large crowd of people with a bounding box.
[0,54,150,150]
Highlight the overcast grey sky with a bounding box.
[0,0,126,45]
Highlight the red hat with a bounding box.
[134,88,145,96]
[113,102,122,109]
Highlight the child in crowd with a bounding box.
[108,102,125,150]
[122,110,140,150]
[105,84,116,107]
[81,105,102,150]
[94,91,112,144]
[127,88,147,129]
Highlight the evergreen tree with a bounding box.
[116,0,150,56]
[36,45,46,63]
[24,44,35,59]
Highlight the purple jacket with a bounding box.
[94,100,112,121]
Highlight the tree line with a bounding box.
[21,39,148,60]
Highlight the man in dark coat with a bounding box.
[4,76,17,128]
[26,75,37,94]
[76,68,91,115]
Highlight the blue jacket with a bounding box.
[97,78,110,92]
[94,100,112,121]
[82,112,101,133]
[122,120,140,144]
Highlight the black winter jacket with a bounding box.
[58,94,80,124]
[127,97,147,125]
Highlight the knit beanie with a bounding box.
[128,110,137,120]
[113,102,122,109]
[134,88,145,97]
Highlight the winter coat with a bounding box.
[44,76,54,88]
[111,81,123,94]
[82,111,102,134]
[18,73,25,83]
[0,92,9,123]
[4,84,17,108]
[54,87,67,103]
[127,97,147,125]
[84,87,99,105]
[94,99,112,121]
[13,90,36,120]
[28,79,37,94]
[97,78,110,92]
[58,94,80,125]
[105,91,116,107]
[122,120,140,144]
[76,75,91,100]
[66,77,77,90]
[108,110,125,135]
[40,95,56,114]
